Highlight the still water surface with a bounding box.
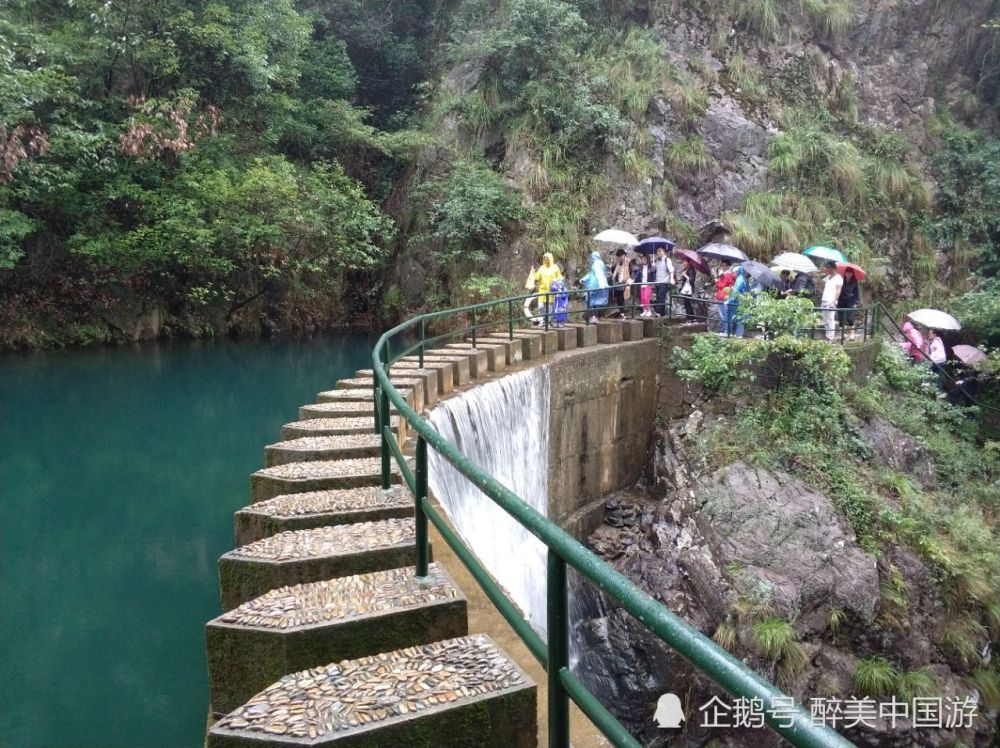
[1,334,374,747]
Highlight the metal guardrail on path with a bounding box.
[370,285,857,748]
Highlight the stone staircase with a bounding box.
[205,316,696,747]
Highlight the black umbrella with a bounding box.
[742,260,781,290]
[636,235,675,255]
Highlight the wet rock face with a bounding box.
[572,453,995,746]
[692,462,880,632]
[862,415,936,488]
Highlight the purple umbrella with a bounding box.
[636,236,676,255]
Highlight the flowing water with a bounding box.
[0,334,373,748]
[426,367,551,635]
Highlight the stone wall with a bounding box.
[545,340,660,528]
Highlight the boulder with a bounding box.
[691,462,880,632]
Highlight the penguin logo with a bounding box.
[654,693,685,728]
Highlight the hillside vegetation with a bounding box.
[2,0,1000,347]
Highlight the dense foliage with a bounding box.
[0,0,429,347]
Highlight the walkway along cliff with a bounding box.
[203,296,884,747]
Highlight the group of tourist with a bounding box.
[523,249,863,342]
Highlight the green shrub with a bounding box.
[854,656,898,697]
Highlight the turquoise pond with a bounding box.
[1,333,375,747]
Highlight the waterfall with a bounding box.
[427,367,550,636]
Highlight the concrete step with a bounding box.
[356,365,451,396]
[317,385,422,415]
[442,343,507,373]
[565,323,597,348]
[595,319,623,343]
[474,336,524,365]
[398,354,468,387]
[426,347,489,378]
[281,417,398,440]
[336,374,439,408]
[517,328,559,354]
[264,434,382,467]
[218,519,429,610]
[207,634,536,748]
[251,458,410,503]
[234,486,413,546]
[206,563,468,716]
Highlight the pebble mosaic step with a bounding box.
[207,634,536,748]
[316,386,421,415]
[251,458,409,503]
[207,564,468,716]
[234,486,414,546]
[299,402,377,420]
[218,519,430,610]
[336,375,438,408]
[443,343,507,372]
[264,435,382,467]
[281,417,399,441]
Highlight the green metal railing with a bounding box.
[370,286,856,748]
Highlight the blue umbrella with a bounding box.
[803,245,846,263]
[636,236,675,255]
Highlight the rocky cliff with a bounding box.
[388,0,997,309]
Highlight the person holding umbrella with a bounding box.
[837,266,861,340]
[820,260,843,341]
[653,246,674,317]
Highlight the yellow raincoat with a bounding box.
[535,252,563,303]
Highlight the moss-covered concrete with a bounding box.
[218,542,432,610]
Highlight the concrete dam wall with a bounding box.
[424,340,660,632]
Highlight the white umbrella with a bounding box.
[771,252,818,273]
[907,308,962,331]
[698,243,749,263]
[594,229,639,246]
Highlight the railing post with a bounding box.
[414,435,430,578]
[471,308,478,348]
[379,347,392,491]
[418,318,425,368]
[508,299,515,340]
[631,281,637,319]
[544,292,549,331]
[547,549,570,748]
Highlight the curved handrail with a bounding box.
[371,288,855,748]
